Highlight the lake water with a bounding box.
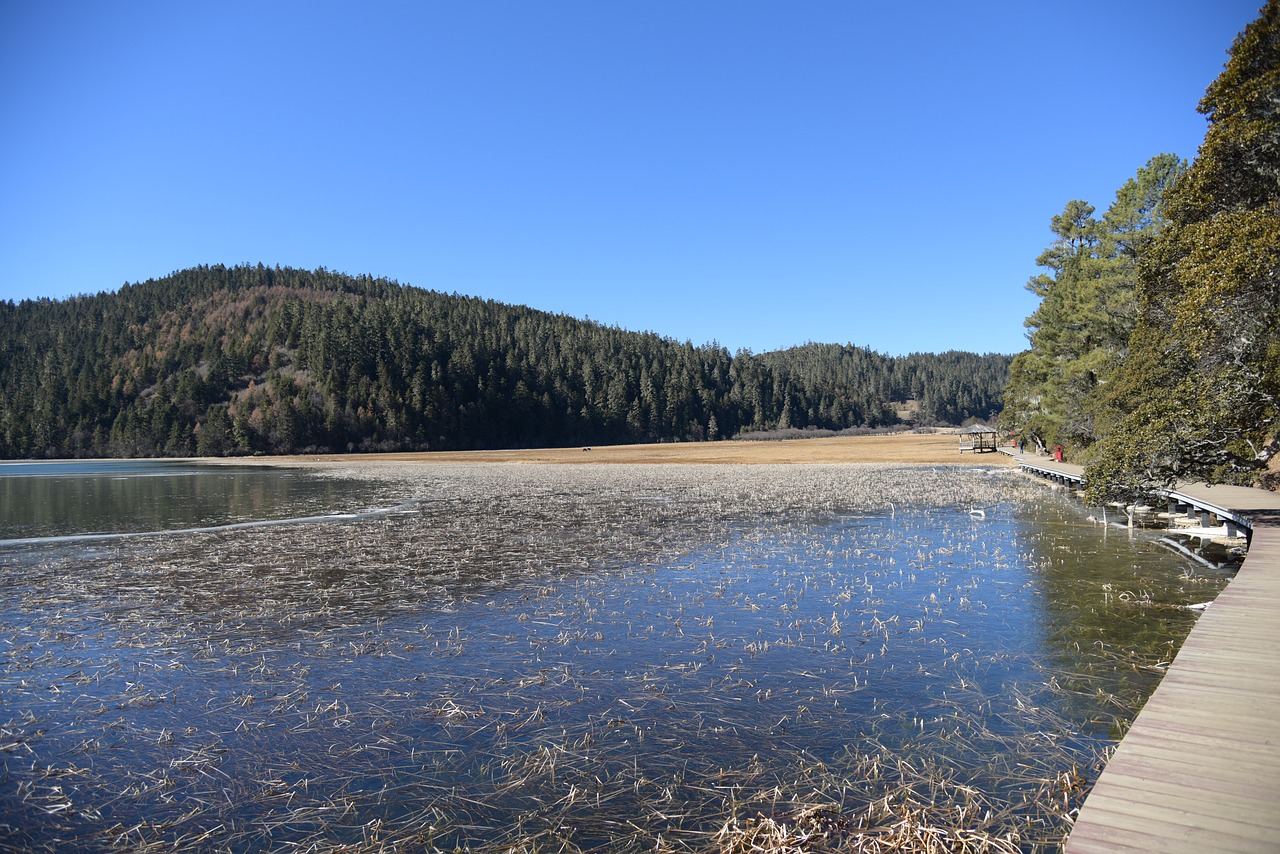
[0,463,1229,851]
[0,460,391,543]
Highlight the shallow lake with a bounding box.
[0,463,1230,851]
[0,460,391,543]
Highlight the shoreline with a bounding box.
[195,431,1020,468]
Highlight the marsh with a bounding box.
[0,463,1226,851]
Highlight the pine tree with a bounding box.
[1002,155,1186,453]
[1086,0,1280,500]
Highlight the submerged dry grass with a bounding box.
[0,464,1223,852]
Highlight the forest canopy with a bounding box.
[0,265,1010,459]
[1004,0,1280,495]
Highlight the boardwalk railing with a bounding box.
[1010,449,1272,538]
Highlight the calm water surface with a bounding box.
[0,460,388,541]
[0,465,1229,851]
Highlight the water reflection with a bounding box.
[1015,499,1233,739]
[0,461,386,540]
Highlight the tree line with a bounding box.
[0,265,1010,459]
[1002,0,1279,497]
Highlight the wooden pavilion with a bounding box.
[957,424,999,453]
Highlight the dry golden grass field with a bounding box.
[227,431,1017,468]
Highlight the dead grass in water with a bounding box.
[0,463,1209,852]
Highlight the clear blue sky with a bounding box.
[0,1,1262,356]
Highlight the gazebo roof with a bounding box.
[958,424,997,434]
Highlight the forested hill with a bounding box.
[0,265,1010,458]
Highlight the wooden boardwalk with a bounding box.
[1008,454,1280,852]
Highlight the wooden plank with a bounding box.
[1121,711,1280,746]
[1088,748,1280,794]
[1083,777,1278,830]
[1110,727,1280,764]
[1154,672,1280,698]
[1158,653,1280,677]
[1068,810,1276,847]
[1071,799,1280,851]
[1169,632,1280,653]
[1173,634,1280,652]
[1082,761,1273,804]
[1176,627,1280,647]
[1066,822,1195,853]
[1182,628,1280,643]
[1101,734,1280,776]
[1078,781,1280,835]
[1174,635,1280,652]
[1091,771,1276,802]
[1170,668,1280,685]
[1168,668,1280,684]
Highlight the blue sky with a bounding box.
[0,2,1262,356]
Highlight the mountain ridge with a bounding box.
[0,264,1011,458]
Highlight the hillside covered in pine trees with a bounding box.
[0,265,1010,458]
